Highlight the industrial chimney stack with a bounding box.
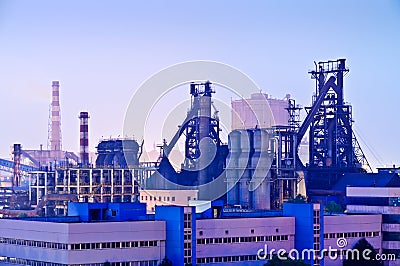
[79,111,90,166]
[50,81,62,152]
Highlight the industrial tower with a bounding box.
[296,59,371,191]
[79,112,90,166]
[48,81,62,160]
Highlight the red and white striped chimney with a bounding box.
[50,81,62,151]
[79,111,89,166]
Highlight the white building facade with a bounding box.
[0,219,166,266]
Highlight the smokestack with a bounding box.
[12,143,22,188]
[50,81,62,151]
[79,111,89,166]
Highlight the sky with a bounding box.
[0,1,399,170]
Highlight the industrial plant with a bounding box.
[0,59,399,266]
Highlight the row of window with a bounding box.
[0,238,68,250]
[70,241,159,250]
[0,238,159,250]
[324,231,380,239]
[141,195,176,202]
[196,254,259,264]
[0,257,158,266]
[196,234,290,245]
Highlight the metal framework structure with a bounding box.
[269,126,298,209]
[184,81,220,169]
[297,59,371,190]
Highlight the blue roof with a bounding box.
[333,172,400,192]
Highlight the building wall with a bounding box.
[0,219,166,265]
[196,216,295,265]
[283,203,323,266]
[323,214,382,266]
[140,189,198,213]
[347,186,400,265]
[347,187,400,198]
[155,206,196,265]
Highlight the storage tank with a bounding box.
[251,129,272,210]
[238,130,252,208]
[226,130,241,205]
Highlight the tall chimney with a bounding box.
[79,111,90,166]
[50,81,62,151]
[12,143,22,188]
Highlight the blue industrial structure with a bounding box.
[156,206,196,265]
[67,202,148,222]
[0,158,38,173]
[283,203,324,266]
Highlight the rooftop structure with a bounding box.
[231,93,290,130]
[139,189,198,213]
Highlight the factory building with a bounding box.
[323,214,382,266]
[346,186,400,264]
[0,201,385,266]
[1,59,393,264]
[195,215,295,265]
[27,166,144,216]
[25,138,155,216]
[0,203,165,266]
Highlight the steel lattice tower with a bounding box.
[302,59,370,189]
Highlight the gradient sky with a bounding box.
[0,1,399,169]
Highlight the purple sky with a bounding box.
[0,1,399,169]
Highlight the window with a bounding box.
[111,210,117,217]
[171,196,175,201]
[187,196,191,201]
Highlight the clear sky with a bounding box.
[0,0,399,169]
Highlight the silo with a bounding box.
[251,129,271,210]
[226,130,241,205]
[238,130,252,208]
